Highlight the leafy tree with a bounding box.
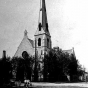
[11,57,22,80]
[11,54,34,82]
[0,57,12,86]
[43,48,84,82]
[16,58,24,82]
[33,59,38,82]
[68,53,78,82]
[43,49,62,82]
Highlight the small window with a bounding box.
[41,50,43,55]
[39,23,41,31]
[38,38,41,46]
[47,38,49,48]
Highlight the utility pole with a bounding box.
[34,39,38,81]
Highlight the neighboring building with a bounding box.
[14,0,52,59]
[53,47,60,51]
[53,46,75,55]
[63,47,75,55]
[81,72,88,82]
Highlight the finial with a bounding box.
[72,47,74,52]
[24,30,28,36]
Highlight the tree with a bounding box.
[43,48,83,82]
[16,58,24,82]
[68,53,78,82]
[33,61,38,81]
[43,49,65,82]
[0,57,12,86]
[11,57,23,80]
[11,55,34,82]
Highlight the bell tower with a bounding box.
[34,0,52,59]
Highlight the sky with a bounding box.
[0,0,88,71]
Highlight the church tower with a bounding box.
[34,0,52,59]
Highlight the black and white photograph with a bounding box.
[0,0,88,88]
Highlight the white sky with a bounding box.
[0,0,88,71]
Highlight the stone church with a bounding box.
[14,0,74,58]
[14,0,52,59]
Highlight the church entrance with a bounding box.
[16,51,32,82]
[22,51,32,80]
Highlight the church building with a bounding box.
[14,0,52,59]
[13,0,76,81]
[14,0,75,59]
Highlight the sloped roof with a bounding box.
[14,33,34,57]
[63,48,74,55]
[28,38,34,48]
[63,49,73,54]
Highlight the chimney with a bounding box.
[2,50,6,59]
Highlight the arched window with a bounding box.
[22,51,29,59]
[38,38,41,46]
[39,23,41,31]
[41,50,43,55]
[47,38,49,48]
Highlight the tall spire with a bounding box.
[38,0,49,33]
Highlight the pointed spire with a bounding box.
[38,0,49,33]
[41,0,47,27]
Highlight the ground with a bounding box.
[20,82,88,88]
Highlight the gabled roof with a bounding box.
[14,30,34,57]
[28,38,34,48]
[63,47,75,55]
[63,49,73,54]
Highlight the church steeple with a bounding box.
[34,0,52,79]
[40,0,47,27]
[34,0,51,58]
[36,0,50,35]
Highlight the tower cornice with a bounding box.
[34,33,51,38]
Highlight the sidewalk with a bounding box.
[31,82,88,87]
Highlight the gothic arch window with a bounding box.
[39,23,42,31]
[47,38,49,48]
[38,38,41,46]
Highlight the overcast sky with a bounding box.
[0,0,88,71]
